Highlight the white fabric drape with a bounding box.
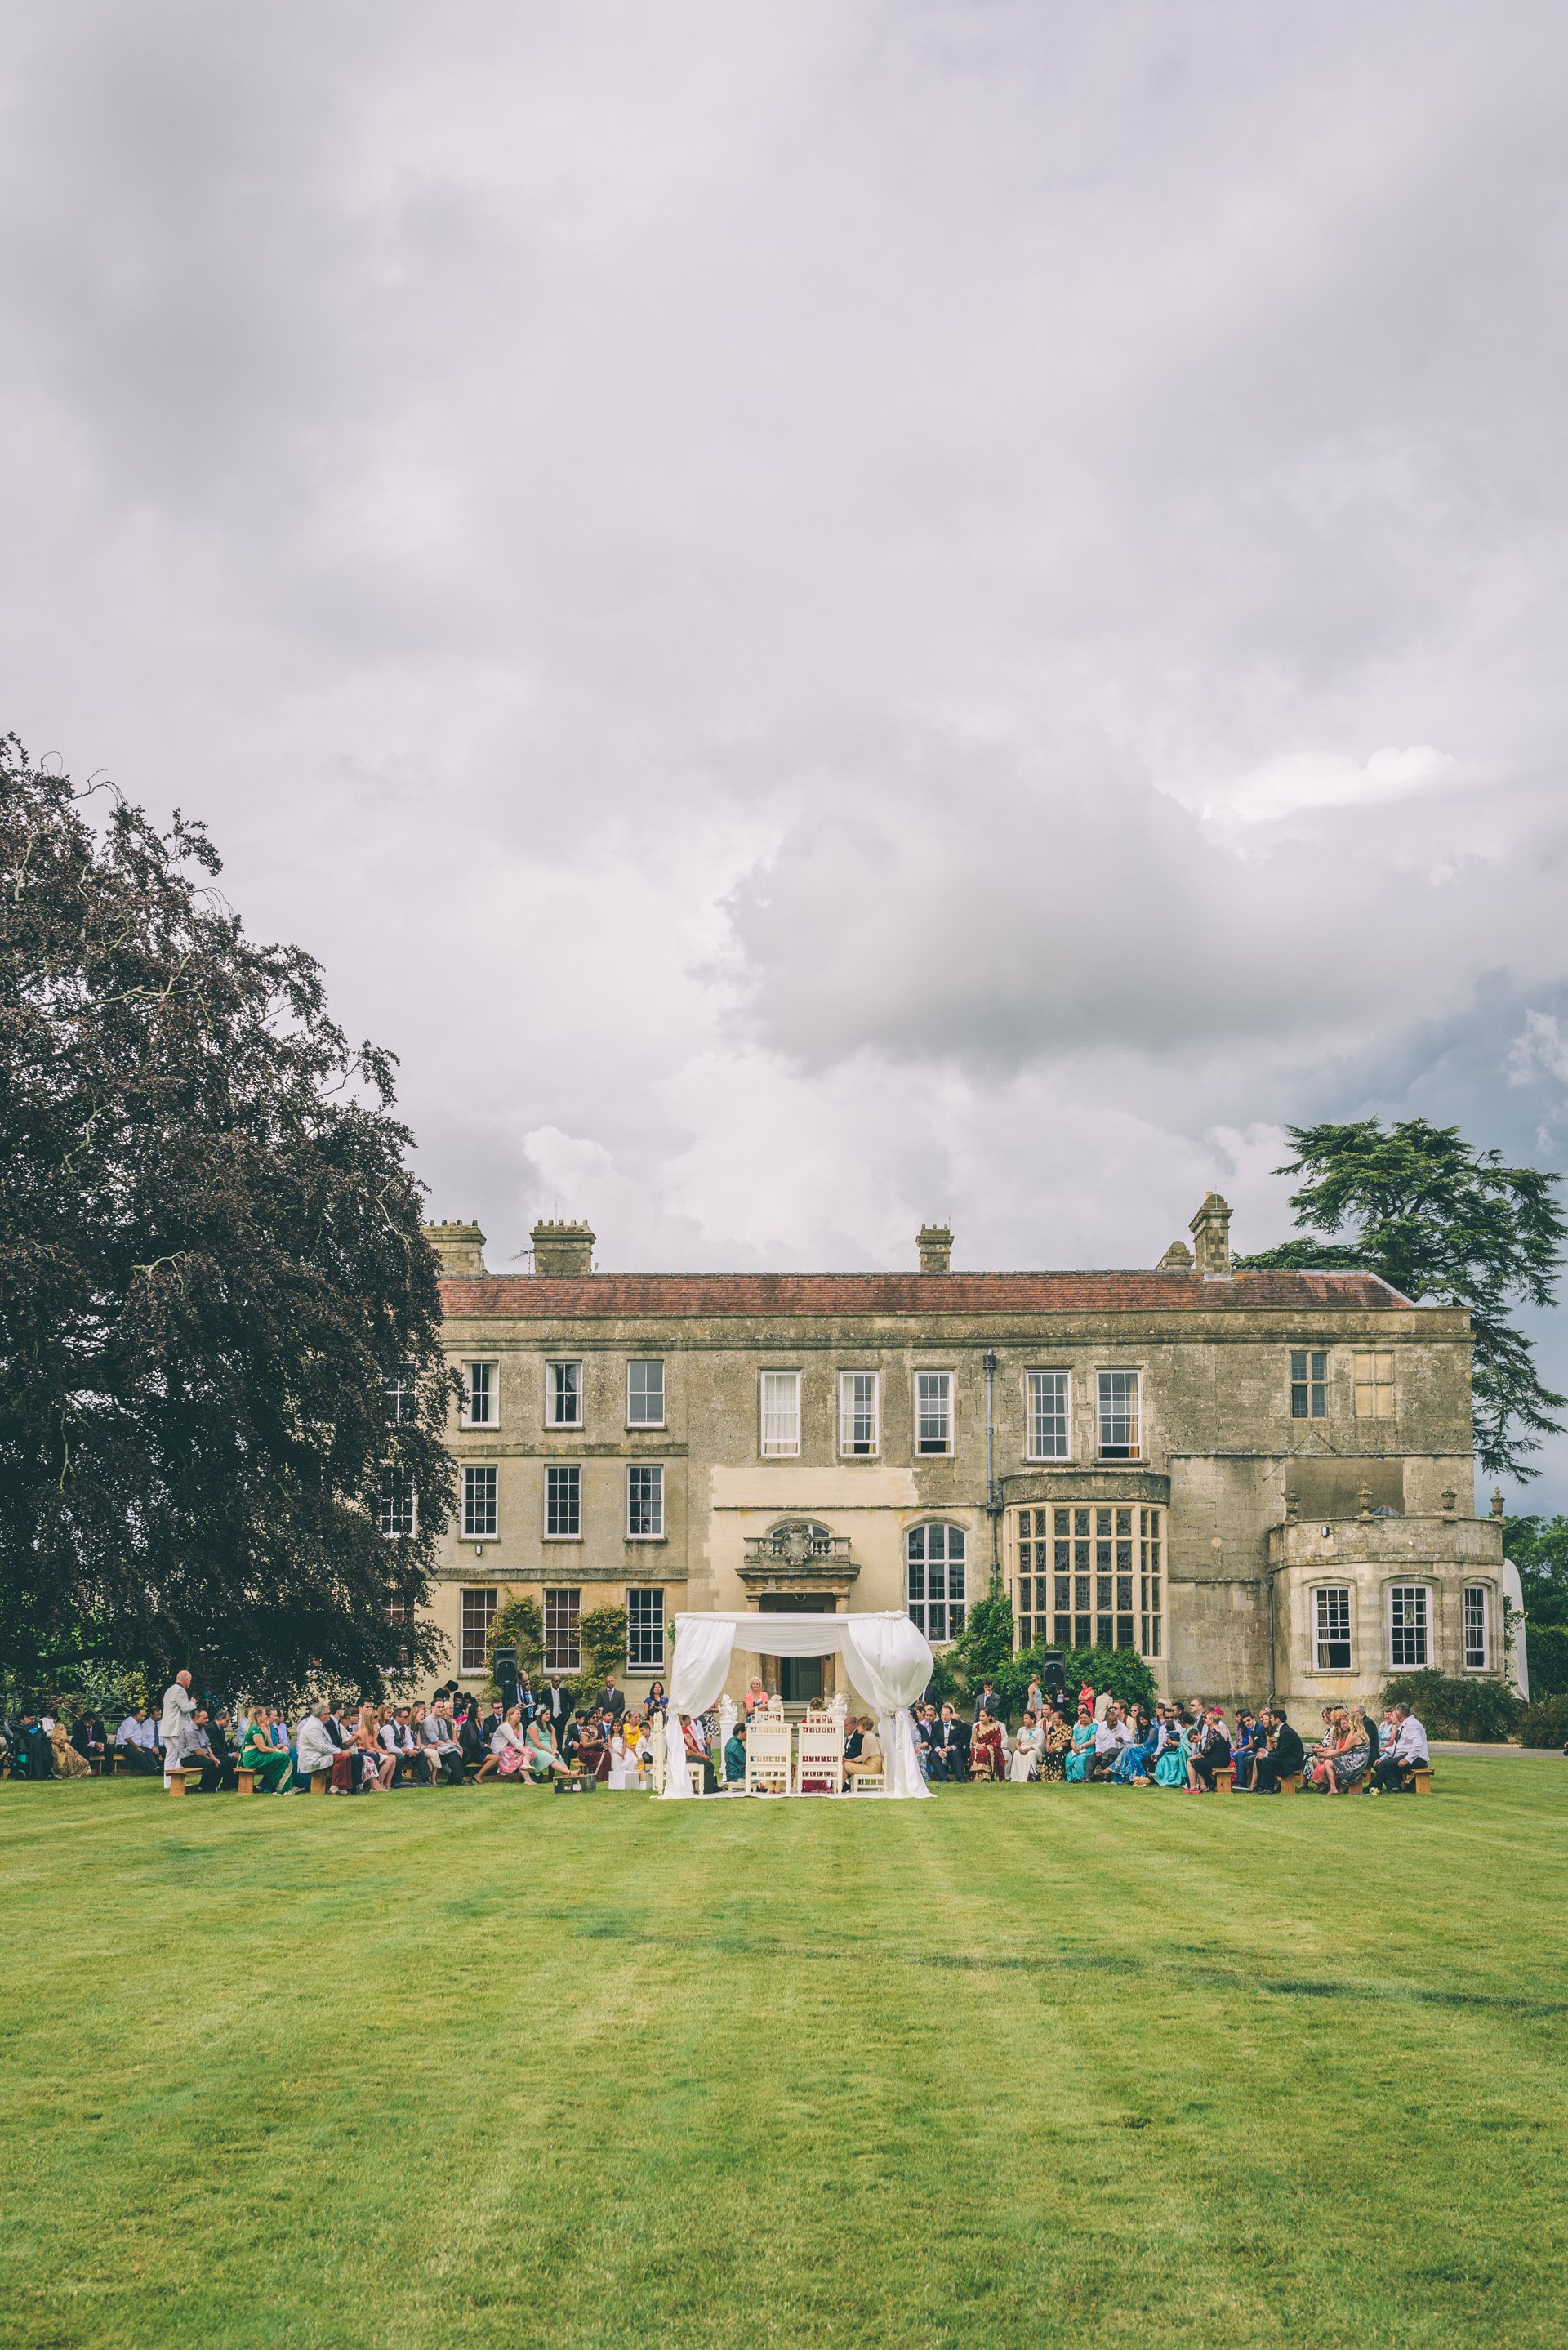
[661,1612,934,1800]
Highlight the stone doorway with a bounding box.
[756,1590,837,1704]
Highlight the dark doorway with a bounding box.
[757,1592,835,1703]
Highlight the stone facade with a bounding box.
[413,1201,1505,1714]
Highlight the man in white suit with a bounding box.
[158,1670,197,1787]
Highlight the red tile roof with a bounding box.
[438,1269,1413,1318]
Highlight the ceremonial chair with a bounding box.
[794,1705,844,1796]
[744,1712,793,1796]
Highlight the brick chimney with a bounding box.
[1188,1192,1232,1278]
[421,1220,487,1277]
[917,1223,954,1274]
[531,1218,595,1276]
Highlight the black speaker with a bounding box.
[492,1645,519,1710]
[1041,1650,1067,1706]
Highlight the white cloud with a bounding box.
[2,2,1567,1491]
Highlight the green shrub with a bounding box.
[1381,1670,1520,1741]
[484,1594,543,1697]
[1060,1646,1158,1713]
[578,1607,629,1685]
[949,1591,1015,1686]
[1525,1621,1568,1698]
[1517,1692,1568,1747]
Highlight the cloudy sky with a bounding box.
[5,2,1567,1502]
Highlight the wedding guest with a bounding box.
[115,1708,160,1773]
[644,1681,668,1720]
[1250,1706,1305,1794]
[1040,1705,1072,1781]
[743,1677,769,1720]
[1010,1709,1044,1781]
[50,1720,91,1778]
[241,1714,294,1791]
[1231,1710,1261,1790]
[723,1723,746,1785]
[970,1710,1006,1781]
[1152,1709,1189,1787]
[929,1703,970,1781]
[1187,1707,1232,1792]
[844,1718,884,1788]
[1370,1702,1429,1792]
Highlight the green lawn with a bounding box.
[2,1767,1565,2350]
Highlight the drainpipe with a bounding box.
[982,1350,1000,1585]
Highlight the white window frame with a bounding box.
[461,1358,499,1429]
[1095,1369,1142,1460]
[1463,1583,1490,1672]
[760,1370,802,1458]
[546,1359,584,1429]
[627,1358,666,1429]
[626,1462,665,1540]
[544,1462,581,1540]
[915,1370,954,1456]
[384,1362,417,1425]
[461,1464,497,1541]
[1388,1581,1431,1670]
[626,1588,666,1674]
[460,1586,498,1673]
[1312,1583,1353,1672]
[544,1587,581,1673]
[839,1370,880,1457]
[1026,1369,1071,1462]
[905,1521,968,1641]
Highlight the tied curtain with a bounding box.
[660,1611,934,1800]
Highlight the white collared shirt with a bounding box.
[1392,1715,1429,1764]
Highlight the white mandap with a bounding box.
[658,1609,935,1800]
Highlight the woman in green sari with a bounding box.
[240,1719,293,1792]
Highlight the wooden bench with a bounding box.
[1408,1764,1433,1795]
[165,1765,205,1797]
[1213,1765,1235,1795]
[1279,1773,1303,1795]
[236,1767,258,1795]
[310,1769,332,1795]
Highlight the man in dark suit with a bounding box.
[973,1682,1002,1728]
[1250,1706,1305,1794]
[543,1677,570,1739]
[595,1674,626,1721]
[930,1703,970,1781]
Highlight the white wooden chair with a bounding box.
[744,1715,793,1795]
[794,1705,844,1796]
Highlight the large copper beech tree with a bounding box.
[0,737,455,1697]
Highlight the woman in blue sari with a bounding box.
[1152,1710,1188,1787]
[1064,1702,1098,1783]
[1111,1706,1158,1784]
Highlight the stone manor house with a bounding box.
[410,1194,1508,1715]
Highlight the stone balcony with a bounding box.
[738,1524,860,1599]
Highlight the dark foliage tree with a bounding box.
[1236,1119,1564,1479]
[0,738,456,1699]
[1502,1514,1568,1697]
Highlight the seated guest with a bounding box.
[70,1710,108,1772]
[1370,1702,1429,1792]
[457,1706,488,1773]
[423,1701,467,1783]
[1327,1712,1371,1794]
[115,1707,161,1774]
[575,1717,609,1783]
[843,1719,864,1763]
[644,1680,668,1721]
[1039,1706,1072,1782]
[1111,1706,1158,1784]
[1187,1707,1232,1791]
[742,1677,768,1721]
[680,1715,717,1793]
[477,1699,506,1752]
[50,1720,91,1778]
[479,1706,530,1780]
[929,1703,970,1782]
[1064,1702,1098,1782]
[844,1717,884,1787]
[14,1710,54,1778]
[1230,1710,1260,1790]
[723,1723,746,1785]
[912,1706,938,1777]
[970,1710,1006,1781]
[296,1704,338,1788]
[1152,1708,1189,1787]
[1091,1702,1133,1780]
[241,1714,295,1791]
[1010,1710,1045,1781]
[1250,1706,1305,1794]
[359,1709,395,1790]
[524,1712,564,1781]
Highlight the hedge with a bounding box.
[1380,1670,1519,1741]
